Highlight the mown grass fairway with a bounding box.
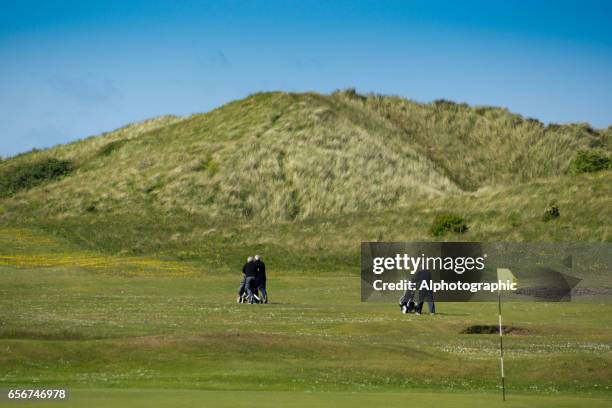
[0,227,610,407]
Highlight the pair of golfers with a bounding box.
[237,255,267,304]
[400,269,436,315]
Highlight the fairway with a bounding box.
[1,227,610,407]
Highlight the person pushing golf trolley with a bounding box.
[237,255,268,304]
[399,269,435,315]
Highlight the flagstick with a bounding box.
[498,288,506,401]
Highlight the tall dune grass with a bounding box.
[0,91,609,222]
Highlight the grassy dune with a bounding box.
[338,91,611,189]
[1,91,609,222]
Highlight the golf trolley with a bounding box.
[399,289,416,314]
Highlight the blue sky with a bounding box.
[1,0,611,157]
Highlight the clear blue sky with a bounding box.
[1,0,611,157]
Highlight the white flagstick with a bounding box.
[496,268,516,401]
[498,288,506,401]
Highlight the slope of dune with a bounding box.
[0,91,609,222]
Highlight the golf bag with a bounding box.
[237,276,261,304]
[399,289,416,314]
[240,292,261,304]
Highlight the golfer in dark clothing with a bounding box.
[243,257,258,304]
[254,254,267,304]
[413,269,435,315]
[237,257,258,304]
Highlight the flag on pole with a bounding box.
[496,268,518,401]
[497,268,518,286]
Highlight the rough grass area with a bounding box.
[334,90,611,191]
[6,171,607,277]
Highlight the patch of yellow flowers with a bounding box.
[0,228,56,246]
[0,228,198,277]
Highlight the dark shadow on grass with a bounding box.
[0,329,105,341]
[460,325,532,335]
[426,312,470,316]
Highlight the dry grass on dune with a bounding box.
[0,91,609,223]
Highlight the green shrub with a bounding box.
[526,117,543,127]
[0,158,74,197]
[543,203,560,222]
[571,151,611,173]
[430,214,468,236]
[432,99,457,109]
[474,106,496,116]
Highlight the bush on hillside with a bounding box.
[433,99,456,107]
[432,99,469,112]
[571,151,611,173]
[543,203,560,222]
[525,117,543,127]
[0,158,74,197]
[581,124,596,135]
[430,214,468,236]
[474,106,496,116]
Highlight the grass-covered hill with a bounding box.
[0,90,610,272]
[1,90,610,222]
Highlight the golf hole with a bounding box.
[460,325,531,335]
